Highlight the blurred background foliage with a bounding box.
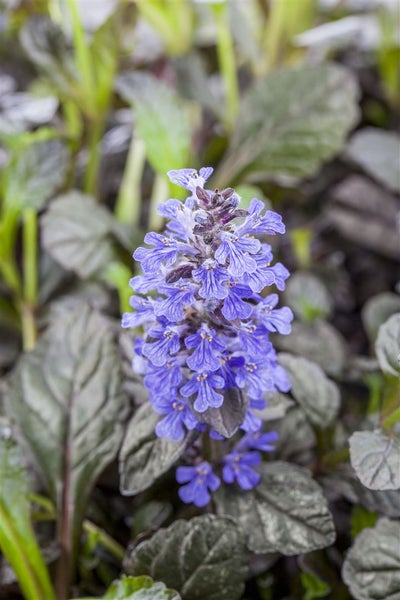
[0,1,399,599]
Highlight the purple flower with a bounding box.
[235,356,275,398]
[236,321,272,358]
[222,451,261,490]
[157,199,195,242]
[192,259,230,299]
[155,280,198,322]
[181,372,225,413]
[144,359,183,396]
[236,199,285,236]
[142,324,181,366]
[133,232,179,273]
[215,231,260,278]
[167,167,213,193]
[238,430,279,452]
[153,396,198,441]
[240,409,262,433]
[221,283,253,320]
[255,294,293,334]
[185,325,226,372]
[121,296,155,329]
[129,272,164,294]
[176,461,220,507]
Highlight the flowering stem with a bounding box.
[115,136,146,225]
[22,208,38,351]
[213,3,239,132]
[149,173,168,231]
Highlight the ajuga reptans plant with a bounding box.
[122,167,293,506]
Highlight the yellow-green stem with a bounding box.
[115,136,146,225]
[83,520,125,561]
[21,303,37,352]
[23,208,38,306]
[214,3,239,131]
[149,174,168,231]
[84,118,105,196]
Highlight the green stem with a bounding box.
[115,136,146,225]
[0,259,21,296]
[148,174,168,231]
[84,118,105,196]
[21,208,38,351]
[63,100,82,142]
[83,519,125,561]
[321,447,350,469]
[66,0,95,113]
[214,3,239,131]
[23,208,38,306]
[382,406,400,430]
[21,303,37,352]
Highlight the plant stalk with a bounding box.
[148,173,168,231]
[214,3,239,132]
[115,136,146,225]
[22,208,38,351]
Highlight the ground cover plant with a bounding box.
[0,1,399,599]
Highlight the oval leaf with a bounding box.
[103,575,181,599]
[278,353,340,428]
[362,293,400,344]
[375,313,400,377]
[124,515,247,600]
[119,403,189,496]
[3,139,69,210]
[349,430,400,491]
[215,63,359,186]
[342,518,400,600]
[346,128,400,193]
[41,191,119,278]
[5,303,128,560]
[116,73,191,174]
[275,320,347,377]
[215,462,336,555]
[283,272,333,322]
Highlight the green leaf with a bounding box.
[362,293,400,344]
[41,191,120,278]
[124,515,247,600]
[5,303,128,568]
[215,63,359,186]
[349,430,400,491]
[2,139,69,210]
[215,462,336,555]
[342,518,400,600]
[20,16,78,99]
[345,128,400,193]
[274,320,347,377]
[119,403,190,496]
[301,571,330,600]
[375,313,400,377]
[116,72,191,174]
[0,429,56,600]
[283,272,333,322]
[351,505,378,539]
[278,353,340,428]
[102,574,181,599]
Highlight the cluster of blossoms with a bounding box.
[122,167,293,507]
